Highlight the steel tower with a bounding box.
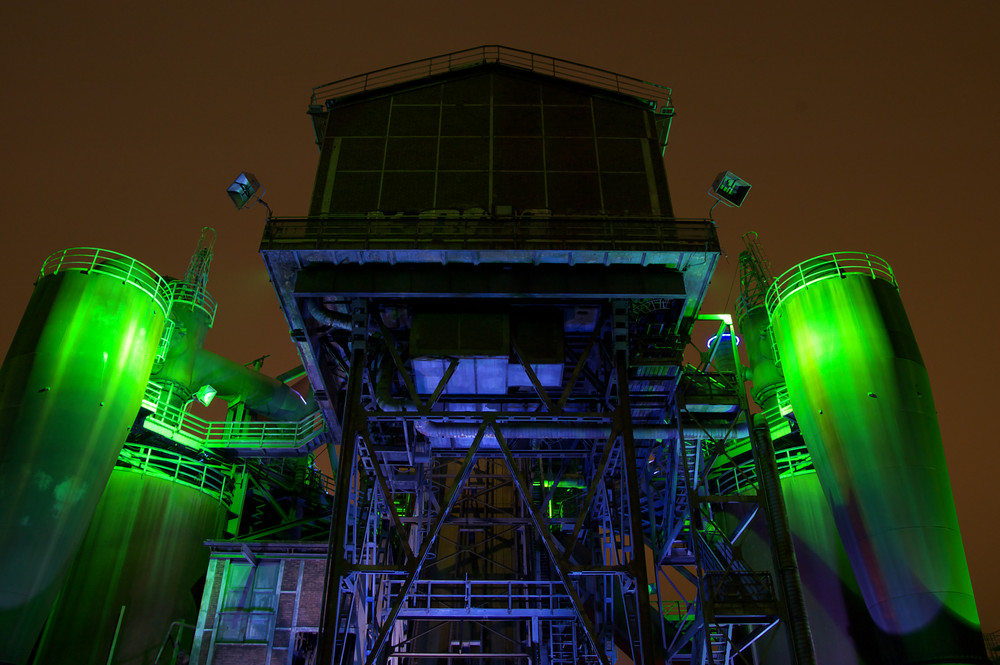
[260,46,798,664]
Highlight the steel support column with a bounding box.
[615,351,655,664]
[319,300,368,665]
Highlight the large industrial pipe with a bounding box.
[191,349,313,421]
[0,249,169,663]
[766,252,987,664]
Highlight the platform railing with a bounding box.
[168,280,219,326]
[387,579,578,615]
[141,382,326,453]
[39,247,172,314]
[311,45,673,114]
[261,216,718,253]
[711,443,814,497]
[765,251,897,318]
[115,442,235,505]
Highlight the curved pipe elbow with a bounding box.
[191,349,314,421]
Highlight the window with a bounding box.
[217,560,280,642]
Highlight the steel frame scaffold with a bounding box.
[260,213,809,665]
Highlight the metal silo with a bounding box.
[33,446,232,664]
[766,252,987,664]
[0,248,169,662]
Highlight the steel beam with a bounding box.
[318,342,365,665]
[365,425,487,665]
[615,351,655,665]
[294,264,686,299]
[493,426,610,665]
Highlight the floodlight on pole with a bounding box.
[707,170,751,219]
[227,171,273,218]
[194,384,217,407]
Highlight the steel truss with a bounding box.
[650,317,812,665]
[315,298,665,665]
[255,217,811,663]
[296,285,810,665]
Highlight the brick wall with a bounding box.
[192,559,226,665]
[211,644,269,665]
[297,559,326,628]
[193,545,328,665]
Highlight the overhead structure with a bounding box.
[258,45,806,665]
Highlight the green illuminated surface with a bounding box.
[769,257,984,662]
[35,468,225,664]
[738,306,783,410]
[140,380,324,452]
[727,471,874,665]
[153,295,211,391]
[0,264,165,662]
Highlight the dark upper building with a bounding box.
[307,55,675,218]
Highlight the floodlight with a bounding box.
[227,172,265,210]
[194,384,217,407]
[708,171,751,208]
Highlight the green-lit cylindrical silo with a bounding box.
[153,280,215,391]
[0,249,169,663]
[34,447,229,664]
[766,253,986,664]
[738,299,876,663]
[738,305,783,411]
[734,467,880,665]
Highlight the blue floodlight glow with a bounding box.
[706,333,741,349]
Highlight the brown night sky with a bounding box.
[3,1,999,632]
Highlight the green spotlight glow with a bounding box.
[194,384,217,407]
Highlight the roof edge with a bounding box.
[310,45,673,115]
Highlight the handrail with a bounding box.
[141,382,326,453]
[765,251,896,319]
[261,216,718,253]
[168,281,218,326]
[311,45,673,114]
[39,247,172,314]
[115,442,235,506]
[389,579,577,613]
[152,621,195,665]
[710,443,814,497]
[154,319,176,365]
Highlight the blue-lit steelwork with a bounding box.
[257,46,804,665]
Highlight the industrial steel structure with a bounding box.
[0,46,989,665]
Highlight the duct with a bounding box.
[305,297,351,330]
[191,350,314,421]
[373,349,417,412]
[414,422,748,440]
